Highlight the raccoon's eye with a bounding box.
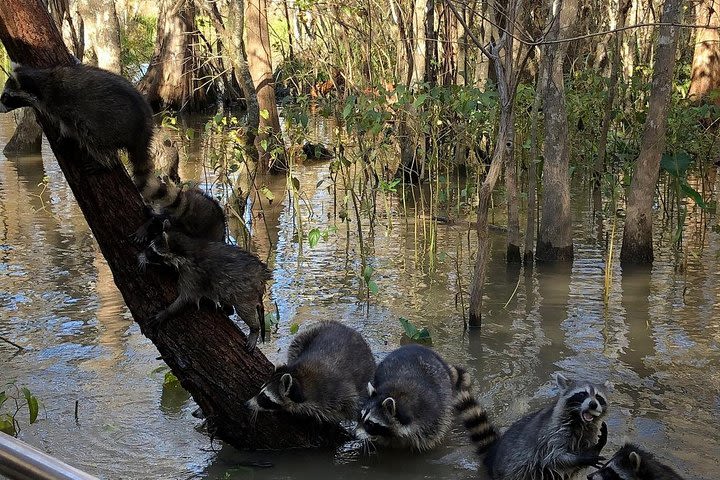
[596,395,607,406]
[567,391,588,405]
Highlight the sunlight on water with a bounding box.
[0,114,718,479]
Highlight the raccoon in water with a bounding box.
[588,443,686,480]
[246,321,376,424]
[0,63,155,191]
[134,177,226,245]
[480,373,609,480]
[144,220,270,351]
[356,344,495,452]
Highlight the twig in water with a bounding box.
[0,335,25,350]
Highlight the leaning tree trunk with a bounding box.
[3,108,43,155]
[536,0,577,263]
[139,0,212,112]
[77,0,121,73]
[689,0,720,100]
[0,0,343,450]
[621,0,683,265]
[246,0,287,172]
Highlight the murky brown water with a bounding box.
[1,113,719,480]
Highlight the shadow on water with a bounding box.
[0,114,719,479]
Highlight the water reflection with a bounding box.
[1,114,719,479]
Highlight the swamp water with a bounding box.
[0,114,719,479]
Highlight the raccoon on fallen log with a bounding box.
[143,220,270,351]
[0,63,155,191]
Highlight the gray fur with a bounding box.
[146,220,270,351]
[246,321,376,424]
[484,374,609,480]
[357,344,480,451]
[151,128,180,184]
[588,443,685,480]
[0,63,155,190]
[134,178,226,244]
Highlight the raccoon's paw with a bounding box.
[595,422,608,452]
[576,452,606,469]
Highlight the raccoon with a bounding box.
[356,344,494,452]
[246,321,376,423]
[134,177,226,245]
[588,443,685,480]
[151,128,181,184]
[0,63,155,191]
[145,220,271,351]
[482,373,609,480]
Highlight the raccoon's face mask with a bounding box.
[588,446,643,480]
[357,383,408,441]
[556,373,608,424]
[246,370,304,413]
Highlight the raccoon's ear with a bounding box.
[162,219,172,232]
[367,382,375,397]
[554,373,570,390]
[629,451,642,472]
[280,373,293,395]
[382,397,396,417]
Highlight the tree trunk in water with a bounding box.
[621,0,683,265]
[536,0,577,263]
[0,0,343,450]
[505,112,521,263]
[201,0,260,161]
[425,0,437,86]
[139,0,211,112]
[689,0,720,100]
[246,0,287,173]
[3,108,42,154]
[524,58,544,264]
[78,0,121,73]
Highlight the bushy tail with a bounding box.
[450,365,499,454]
[128,134,156,194]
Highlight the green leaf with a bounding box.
[367,280,379,294]
[289,323,300,334]
[260,185,275,203]
[260,109,270,120]
[0,415,16,436]
[163,372,181,388]
[362,265,374,281]
[660,151,693,177]
[342,96,356,119]
[260,139,269,152]
[399,317,419,338]
[680,179,708,209]
[413,93,428,108]
[185,128,195,140]
[0,391,7,408]
[21,388,38,424]
[291,177,300,191]
[308,228,321,247]
[415,327,431,340]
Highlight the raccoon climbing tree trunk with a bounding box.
[246,0,288,173]
[620,0,683,265]
[139,0,213,112]
[0,0,344,450]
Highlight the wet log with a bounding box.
[0,0,344,450]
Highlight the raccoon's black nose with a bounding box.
[589,400,598,410]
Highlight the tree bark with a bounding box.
[524,55,544,264]
[688,0,720,100]
[246,0,287,172]
[621,0,683,265]
[0,0,342,450]
[3,108,43,155]
[594,0,631,188]
[536,0,577,263]
[505,115,521,263]
[77,0,121,73]
[139,0,212,112]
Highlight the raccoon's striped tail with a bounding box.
[450,365,499,454]
[129,133,157,194]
